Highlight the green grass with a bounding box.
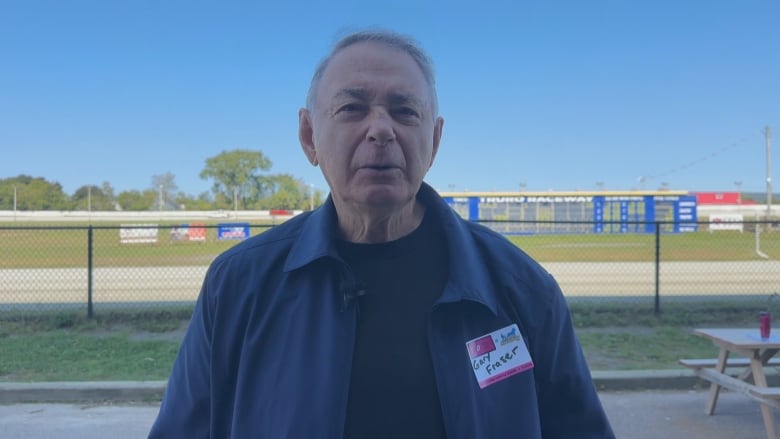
[0,304,766,381]
[0,224,272,268]
[0,309,192,381]
[571,301,760,370]
[509,230,780,262]
[0,331,178,381]
[577,327,715,370]
[2,224,778,269]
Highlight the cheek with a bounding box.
[406,138,435,167]
[317,150,351,181]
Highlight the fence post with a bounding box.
[654,221,661,316]
[87,225,94,318]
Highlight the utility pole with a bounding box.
[766,126,773,224]
[734,181,742,204]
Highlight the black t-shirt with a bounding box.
[339,211,449,439]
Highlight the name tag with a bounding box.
[466,324,534,389]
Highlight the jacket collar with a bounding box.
[284,183,499,315]
[283,195,342,271]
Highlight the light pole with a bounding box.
[309,184,315,211]
[765,126,772,224]
[518,182,526,224]
[159,185,163,212]
[734,181,742,205]
[233,187,239,213]
[13,185,17,221]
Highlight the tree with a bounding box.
[100,181,116,203]
[177,191,215,210]
[199,149,272,209]
[0,179,17,210]
[116,189,157,211]
[255,174,324,210]
[0,175,70,210]
[72,184,114,211]
[151,172,179,210]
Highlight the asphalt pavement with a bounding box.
[0,390,770,439]
[1,371,777,439]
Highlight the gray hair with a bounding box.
[305,29,439,116]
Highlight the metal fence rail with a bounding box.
[1,221,777,317]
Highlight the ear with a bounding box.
[428,116,444,168]
[298,108,318,166]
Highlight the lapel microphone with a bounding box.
[340,278,368,311]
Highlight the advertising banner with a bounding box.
[189,223,206,241]
[170,223,207,242]
[709,214,744,232]
[217,223,250,240]
[120,224,159,244]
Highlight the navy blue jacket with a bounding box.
[149,183,614,438]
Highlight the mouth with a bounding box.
[362,165,397,171]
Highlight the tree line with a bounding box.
[0,149,324,211]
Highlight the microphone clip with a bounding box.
[340,280,367,312]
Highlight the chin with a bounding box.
[356,185,414,208]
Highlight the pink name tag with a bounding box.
[466,324,534,389]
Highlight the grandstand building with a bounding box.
[439,190,698,234]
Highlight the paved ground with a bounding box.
[602,390,767,439]
[4,261,780,306]
[0,402,158,439]
[0,389,770,439]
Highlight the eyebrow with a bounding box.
[387,93,424,110]
[332,88,371,102]
[332,88,425,109]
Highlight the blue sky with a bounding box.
[1,1,778,197]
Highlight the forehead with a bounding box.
[316,42,430,104]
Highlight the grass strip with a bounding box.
[0,303,769,381]
[0,331,178,381]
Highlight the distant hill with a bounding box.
[741,192,779,204]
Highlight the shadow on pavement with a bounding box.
[0,389,770,439]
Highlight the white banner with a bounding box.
[709,214,744,232]
[120,224,159,244]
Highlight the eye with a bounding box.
[394,106,420,120]
[336,103,366,114]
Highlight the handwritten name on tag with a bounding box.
[466,324,534,389]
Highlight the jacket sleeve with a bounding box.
[533,281,615,438]
[147,278,215,438]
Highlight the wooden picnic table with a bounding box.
[680,328,780,439]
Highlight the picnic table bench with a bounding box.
[681,328,780,439]
[679,357,780,369]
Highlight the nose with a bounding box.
[366,108,395,146]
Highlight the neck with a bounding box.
[335,199,425,243]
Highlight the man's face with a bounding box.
[299,42,443,212]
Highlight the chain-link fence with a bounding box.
[1,220,778,317]
[0,223,271,316]
[481,220,780,311]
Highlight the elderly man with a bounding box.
[149,30,614,438]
